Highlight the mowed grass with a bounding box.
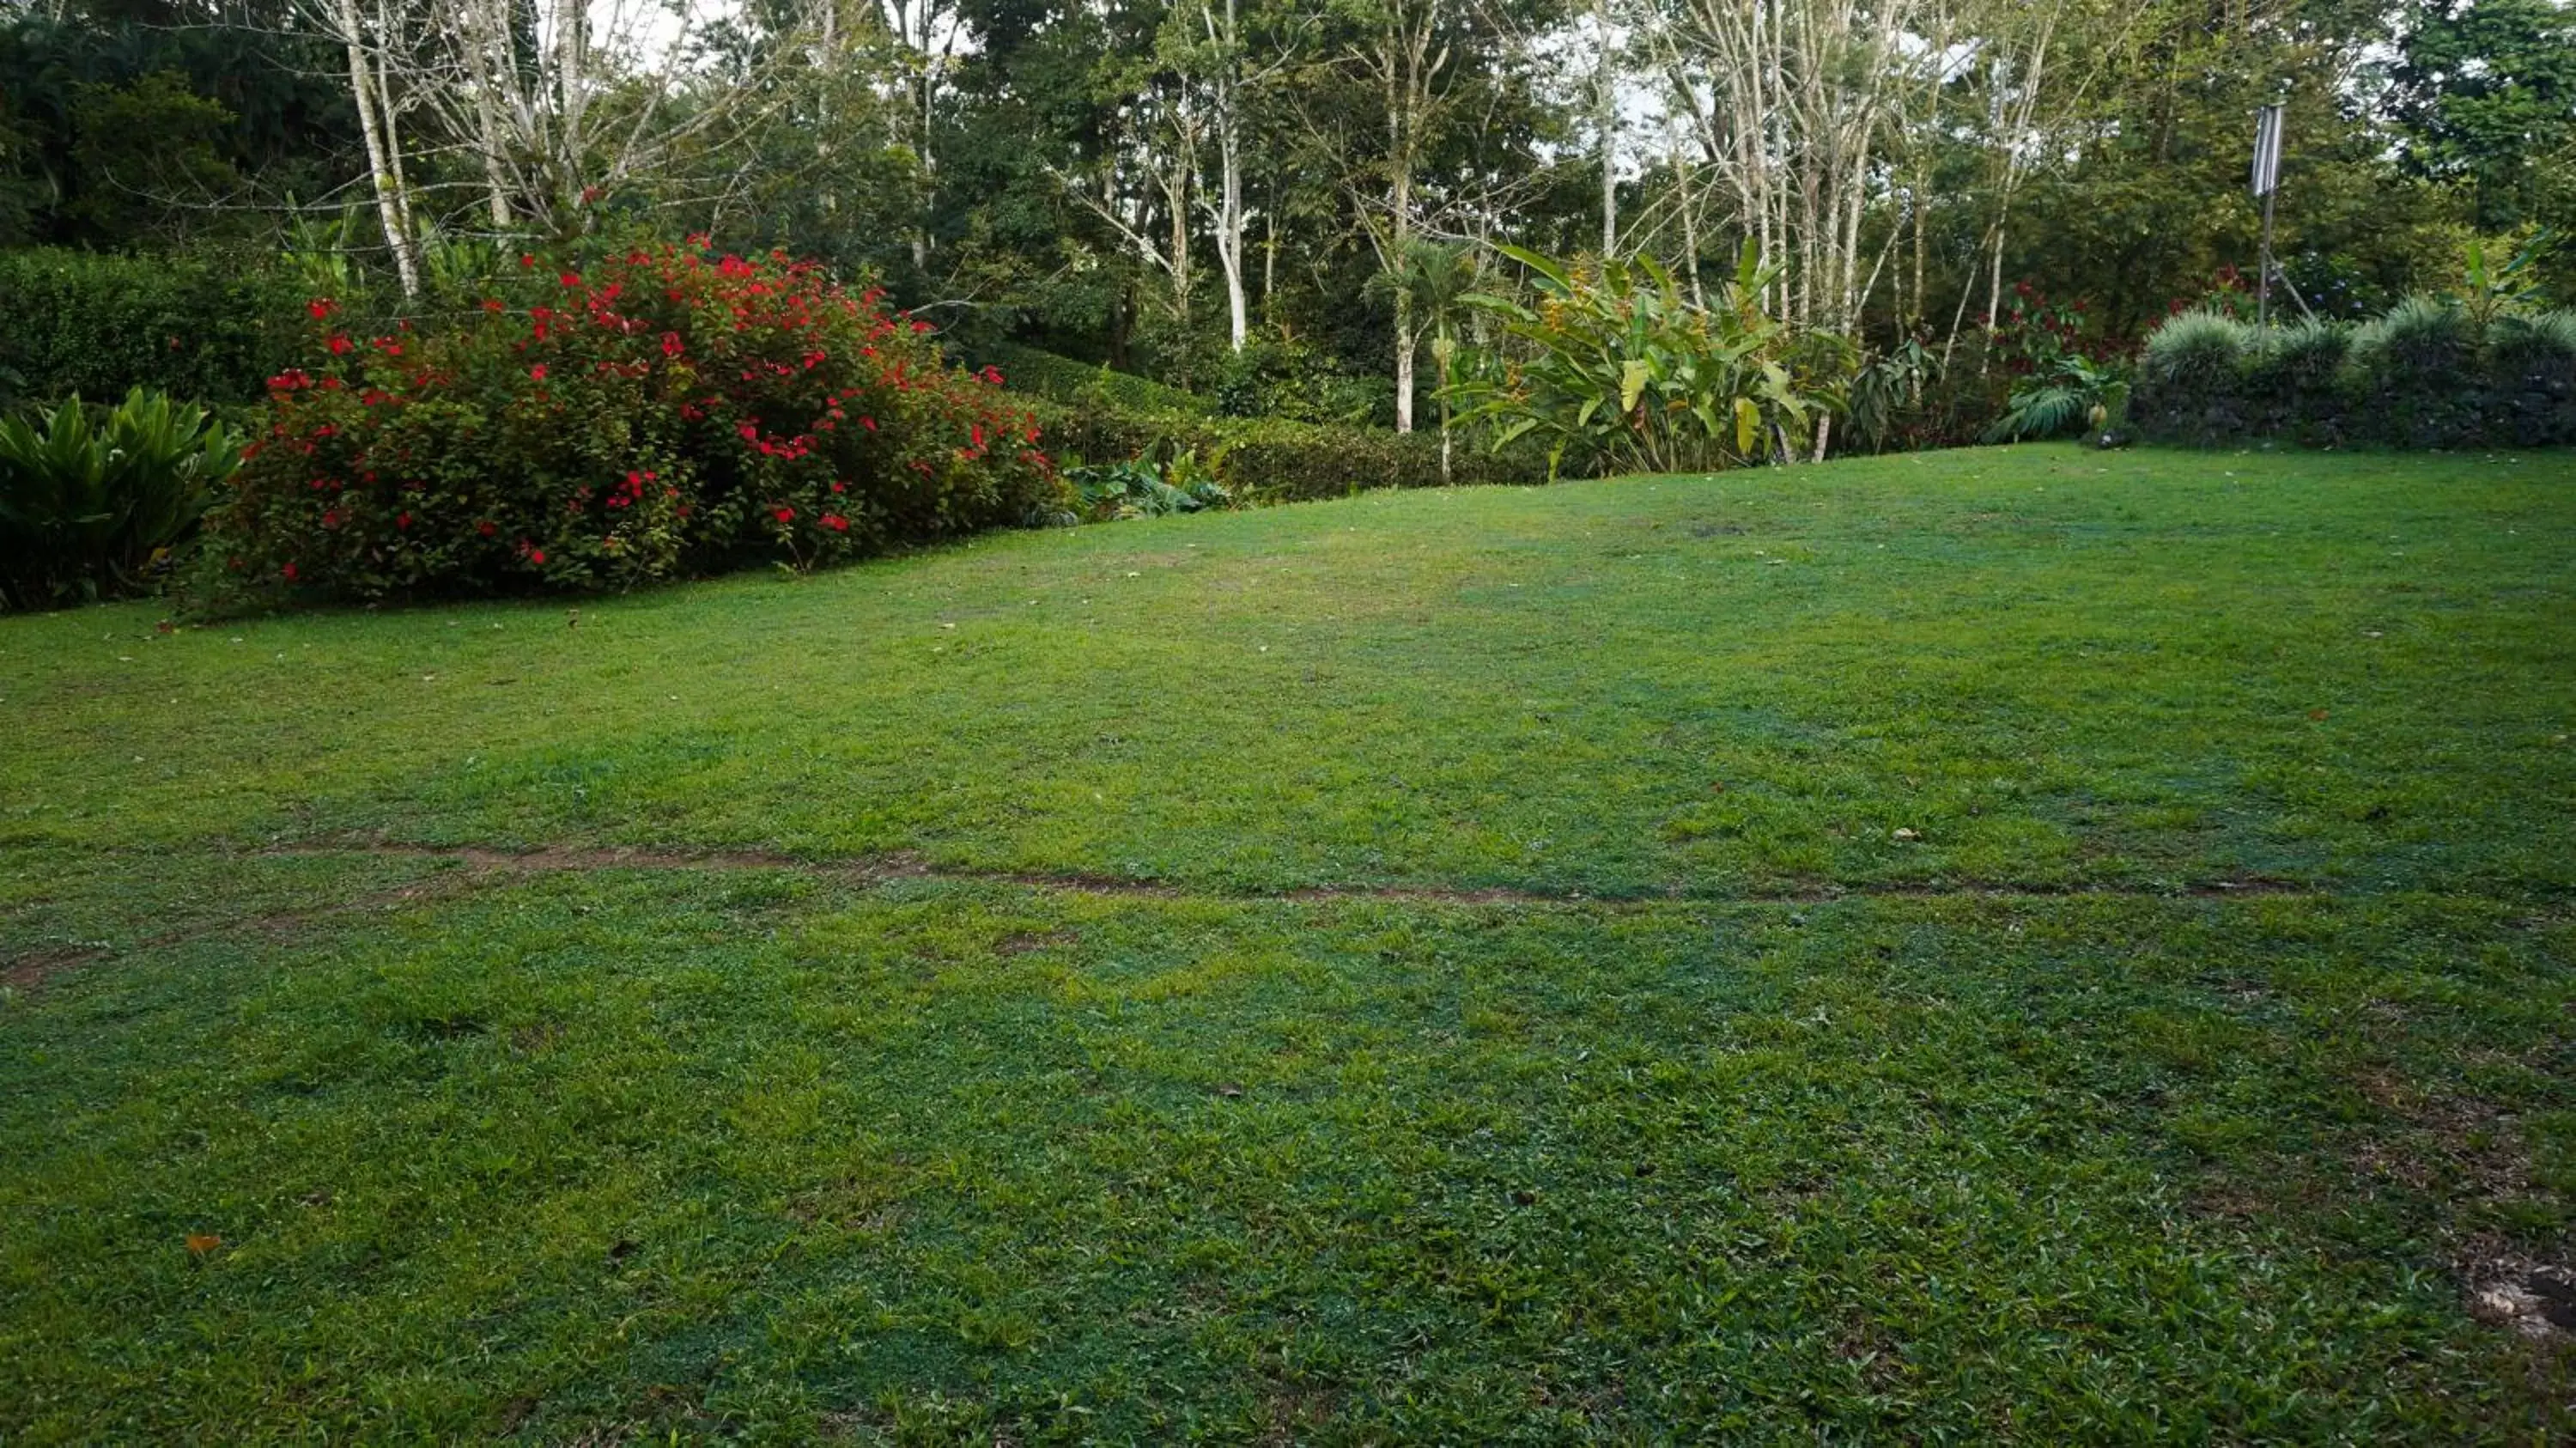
[2,444,2572,1442]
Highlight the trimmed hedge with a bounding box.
[979,342,1217,416]
[0,247,307,408]
[1019,395,1543,503]
[2134,301,2576,449]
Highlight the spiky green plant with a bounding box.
[2140,309,2252,391]
[0,388,240,610]
[2486,309,2576,368]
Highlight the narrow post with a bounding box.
[2257,184,2276,332]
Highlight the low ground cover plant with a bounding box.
[201,243,1064,605]
[0,387,239,610]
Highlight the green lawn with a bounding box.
[3,445,2573,1442]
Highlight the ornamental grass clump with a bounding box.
[204,241,1064,605]
[2345,295,2480,447]
[2131,307,2253,445]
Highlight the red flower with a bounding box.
[327,335,353,356]
[822,514,848,532]
[396,512,411,529]
[559,272,581,289]
[520,253,537,269]
[477,520,498,537]
[530,364,549,380]
[482,297,505,313]
[282,563,297,581]
[307,298,337,320]
[661,332,684,358]
[773,506,795,523]
[531,549,546,564]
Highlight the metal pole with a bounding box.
[2257,183,2276,332]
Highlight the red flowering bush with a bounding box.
[203,242,1063,602]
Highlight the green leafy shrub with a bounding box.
[0,247,307,409]
[0,387,240,609]
[1982,354,2131,443]
[1066,455,1227,520]
[202,243,1064,605]
[1210,333,1394,425]
[2345,295,2480,447]
[1449,242,1851,478]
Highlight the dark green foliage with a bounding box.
[2346,296,2484,447]
[0,13,354,250]
[2134,298,2576,447]
[2239,321,2356,446]
[0,248,306,409]
[1210,333,1394,425]
[0,386,239,610]
[2383,0,2576,230]
[2484,311,2576,446]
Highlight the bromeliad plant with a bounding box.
[0,388,240,611]
[1447,241,1851,478]
[205,241,1064,604]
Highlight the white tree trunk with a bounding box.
[337,0,417,297]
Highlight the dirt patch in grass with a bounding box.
[259,840,2320,909]
[2,944,106,992]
